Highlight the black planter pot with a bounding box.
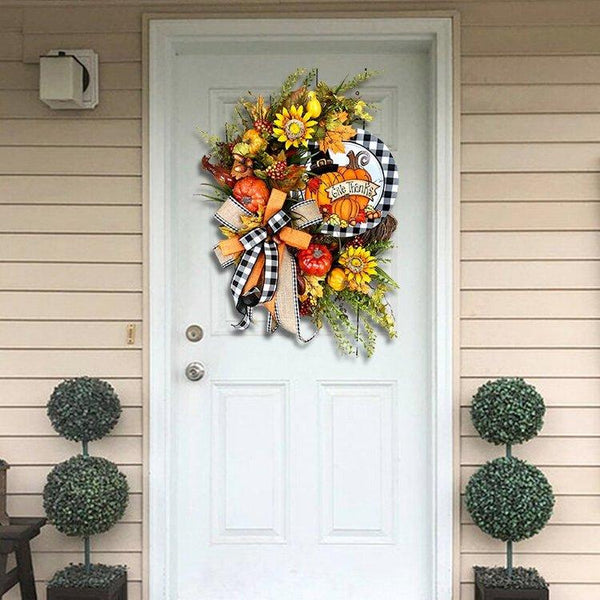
[475,580,549,600]
[0,461,9,526]
[47,573,127,600]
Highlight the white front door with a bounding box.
[154,19,445,600]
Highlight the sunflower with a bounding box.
[338,246,377,292]
[273,105,317,149]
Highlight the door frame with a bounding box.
[145,16,457,600]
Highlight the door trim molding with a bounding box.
[146,17,456,600]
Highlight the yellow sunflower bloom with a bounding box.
[273,105,318,149]
[338,246,378,291]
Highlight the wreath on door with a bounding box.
[200,68,399,356]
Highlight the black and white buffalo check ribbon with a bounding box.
[214,195,321,334]
[229,210,290,329]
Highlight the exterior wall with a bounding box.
[0,1,598,599]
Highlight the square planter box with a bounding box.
[475,581,549,600]
[47,573,127,600]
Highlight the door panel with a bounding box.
[169,35,433,600]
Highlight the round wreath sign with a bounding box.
[200,68,399,356]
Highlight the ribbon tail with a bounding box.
[258,240,279,304]
[270,247,317,343]
[230,245,262,325]
[233,306,253,330]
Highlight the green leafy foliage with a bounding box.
[313,282,396,357]
[48,564,126,589]
[466,456,554,543]
[471,378,545,446]
[269,67,309,115]
[44,455,129,537]
[47,377,121,442]
[334,70,380,94]
[474,566,548,590]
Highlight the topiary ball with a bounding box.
[466,456,554,542]
[48,377,121,442]
[471,378,545,445]
[43,455,129,537]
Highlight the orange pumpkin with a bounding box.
[232,176,270,213]
[336,150,372,209]
[305,171,344,207]
[331,197,362,221]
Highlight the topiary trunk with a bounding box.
[82,439,91,573]
[506,443,513,577]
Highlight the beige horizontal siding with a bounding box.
[462,25,600,55]
[462,55,600,84]
[461,378,600,407]
[461,320,600,346]
[0,234,142,262]
[462,114,600,142]
[461,261,600,289]
[463,84,600,113]
[0,175,142,204]
[462,172,600,200]
[1,2,599,600]
[462,232,600,259]
[0,263,142,291]
[462,202,600,230]
[454,2,600,598]
[0,292,142,320]
[0,206,141,233]
[462,290,600,318]
[0,119,141,146]
[0,435,141,465]
[0,147,141,175]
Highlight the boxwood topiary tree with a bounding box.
[466,378,554,589]
[43,377,129,589]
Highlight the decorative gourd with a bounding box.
[331,197,362,221]
[337,150,372,209]
[232,176,270,213]
[305,171,344,206]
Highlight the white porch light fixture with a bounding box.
[39,49,99,110]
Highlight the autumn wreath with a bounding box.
[200,68,399,356]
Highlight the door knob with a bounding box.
[185,362,205,381]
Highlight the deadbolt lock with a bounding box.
[185,324,204,342]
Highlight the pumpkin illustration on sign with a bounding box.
[307,149,380,226]
[307,150,372,215]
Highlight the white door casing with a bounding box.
[148,18,454,600]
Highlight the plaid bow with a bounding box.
[214,189,318,333]
[229,209,291,329]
